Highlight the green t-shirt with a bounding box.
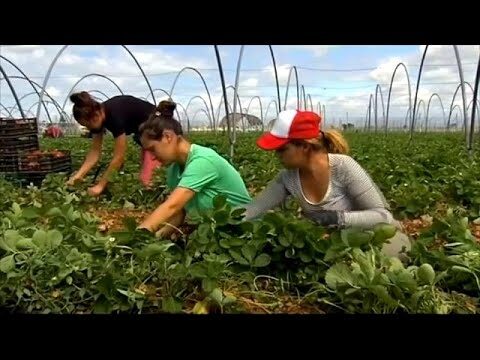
[166,144,251,214]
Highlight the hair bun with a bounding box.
[157,100,176,117]
[70,91,93,106]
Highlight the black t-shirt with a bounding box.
[97,95,155,139]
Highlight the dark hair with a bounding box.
[70,91,101,122]
[139,100,183,139]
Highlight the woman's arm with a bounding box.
[139,187,195,232]
[339,156,394,228]
[242,172,290,221]
[67,132,103,184]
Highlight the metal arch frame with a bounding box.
[425,93,446,131]
[7,75,70,121]
[414,99,426,131]
[169,66,216,131]
[0,64,26,118]
[284,66,300,110]
[10,106,35,118]
[28,100,61,117]
[245,96,264,130]
[317,102,322,116]
[175,102,191,133]
[0,103,13,117]
[231,45,283,135]
[322,105,326,126]
[466,99,480,132]
[374,84,386,133]
[191,109,211,127]
[0,55,52,122]
[214,45,234,157]
[448,104,462,130]
[446,81,475,128]
[185,96,213,129]
[300,85,307,110]
[264,99,279,129]
[148,88,172,101]
[87,89,110,100]
[469,52,480,155]
[61,73,124,110]
[367,94,374,130]
[307,94,314,111]
[35,45,155,121]
[146,88,183,121]
[411,45,468,145]
[385,62,412,134]
[10,91,61,121]
[214,85,244,131]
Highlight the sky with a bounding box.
[1,45,479,129]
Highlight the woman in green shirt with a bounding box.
[138,101,251,235]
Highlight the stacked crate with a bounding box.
[0,117,72,184]
[0,117,39,173]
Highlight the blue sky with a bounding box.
[1,45,479,129]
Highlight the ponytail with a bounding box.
[322,129,349,154]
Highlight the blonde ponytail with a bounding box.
[322,130,349,154]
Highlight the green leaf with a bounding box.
[229,238,245,247]
[48,230,63,248]
[22,207,39,219]
[138,242,175,259]
[93,298,113,314]
[0,255,15,273]
[219,239,231,249]
[229,250,249,265]
[299,251,313,263]
[213,209,230,225]
[212,195,227,209]
[32,230,48,248]
[202,278,217,293]
[0,230,21,251]
[279,236,291,247]
[325,263,355,290]
[370,285,398,307]
[241,244,257,263]
[395,271,418,292]
[343,229,374,247]
[252,253,271,267]
[292,237,305,249]
[223,295,237,306]
[123,217,138,232]
[45,207,64,218]
[209,288,224,305]
[16,238,36,250]
[189,263,208,278]
[162,297,183,313]
[197,224,211,244]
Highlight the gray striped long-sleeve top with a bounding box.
[242,153,394,229]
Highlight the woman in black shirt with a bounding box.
[67,91,162,196]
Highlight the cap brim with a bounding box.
[256,132,290,150]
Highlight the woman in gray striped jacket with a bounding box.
[242,109,410,258]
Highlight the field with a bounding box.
[1,131,480,314]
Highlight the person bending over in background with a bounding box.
[66,92,162,196]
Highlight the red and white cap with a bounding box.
[257,109,322,150]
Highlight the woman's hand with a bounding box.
[87,183,107,197]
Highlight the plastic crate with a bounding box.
[0,117,39,137]
[0,134,39,153]
[0,154,18,172]
[18,150,71,173]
